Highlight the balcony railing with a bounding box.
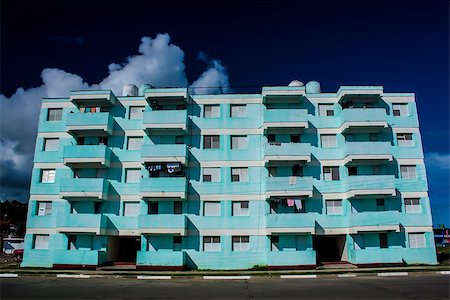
[138,215,186,235]
[264,143,311,163]
[141,144,187,164]
[265,176,313,198]
[143,110,187,133]
[63,145,112,168]
[139,177,187,199]
[60,178,109,200]
[56,213,107,234]
[66,112,113,136]
[263,109,309,129]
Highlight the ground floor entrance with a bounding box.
[107,236,140,264]
[313,235,347,264]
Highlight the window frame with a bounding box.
[400,165,416,179]
[37,201,52,216]
[125,168,141,183]
[203,201,221,216]
[230,104,247,118]
[203,135,220,149]
[33,234,49,249]
[123,202,140,217]
[231,167,249,182]
[323,166,339,181]
[409,233,426,248]
[47,108,63,121]
[321,134,337,148]
[127,136,144,150]
[203,105,220,118]
[129,106,145,119]
[203,236,221,252]
[232,236,250,252]
[203,167,221,182]
[319,104,334,116]
[41,169,56,183]
[405,198,421,213]
[230,135,247,150]
[397,133,414,147]
[232,201,250,216]
[43,138,59,151]
[326,200,343,215]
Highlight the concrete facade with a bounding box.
[22,83,437,269]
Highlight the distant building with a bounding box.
[434,228,450,245]
[21,82,437,269]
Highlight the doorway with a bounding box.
[313,235,346,264]
[107,236,140,264]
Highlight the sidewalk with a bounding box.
[1,264,449,278]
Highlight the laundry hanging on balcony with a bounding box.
[287,198,295,207]
[294,198,303,210]
[167,163,181,174]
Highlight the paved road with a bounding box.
[1,274,449,299]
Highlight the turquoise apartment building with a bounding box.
[21,80,437,269]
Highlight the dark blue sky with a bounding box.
[1,0,449,225]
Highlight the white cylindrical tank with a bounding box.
[305,81,321,94]
[122,84,138,97]
[288,80,304,87]
[138,84,153,96]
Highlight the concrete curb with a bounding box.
[203,276,251,280]
[280,274,317,279]
[437,271,450,275]
[56,274,90,278]
[377,272,409,277]
[338,274,357,278]
[137,275,172,280]
[0,273,18,278]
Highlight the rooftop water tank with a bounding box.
[305,81,321,94]
[288,80,304,87]
[138,84,153,96]
[122,84,138,97]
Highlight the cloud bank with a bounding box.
[0,33,229,201]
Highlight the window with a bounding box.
[232,236,250,251]
[292,164,303,176]
[376,198,385,211]
[204,105,220,118]
[230,104,247,117]
[47,108,62,121]
[321,134,337,148]
[174,201,183,214]
[290,135,300,143]
[173,236,182,251]
[268,167,277,177]
[148,202,158,214]
[393,103,408,116]
[203,236,221,252]
[405,198,421,213]
[348,166,358,176]
[37,201,52,216]
[271,235,279,251]
[203,135,220,149]
[231,136,247,149]
[123,202,140,216]
[397,133,414,147]
[231,167,248,182]
[95,202,102,214]
[232,201,249,216]
[379,233,388,248]
[409,233,426,248]
[41,169,56,183]
[204,201,221,216]
[127,137,143,150]
[33,234,49,249]
[203,167,220,182]
[43,138,59,151]
[129,106,145,119]
[326,200,343,215]
[319,104,334,116]
[400,165,416,179]
[125,169,141,183]
[323,166,339,181]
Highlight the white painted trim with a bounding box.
[113,130,145,136]
[265,191,313,198]
[57,227,102,235]
[111,162,143,168]
[64,158,108,164]
[137,275,172,280]
[377,272,408,277]
[143,123,187,130]
[321,189,397,200]
[57,274,90,278]
[382,95,415,103]
[141,157,186,164]
[193,98,262,104]
[42,102,74,108]
[403,226,433,233]
[203,275,251,280]
[119,100,147,106]
[37,132,72,138]
[262,90,306,97]
[187,194,266,201]
[352,225,400,233]
[280,274,317,279]
[26,228,58,234]
[192,161,264,167]
[400,192,428,198]
[437,271,450,275]
[70,94,111,101]
[60,192,103,199]
[263,122,308,129]
[338,274,356,278]
[139,228,186,235]
[29,195,64,200]
[140,192,186,199]
[67,125,109,131]
[392,127,420,133]
[34,163,69,168]
[396,158,424,165]
[199,128,263,135]
[191,229,268,236]
[266,227,315,234]
[0,274,18,278]
[264,155,311,163]
[305,96,338,103]
[144,91,186,99]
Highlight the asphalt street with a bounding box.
[1,274,449,299]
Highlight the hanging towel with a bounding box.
[289,176,297,185]
[167,163,180,173]
[294,199,303,210]
[287,198,295,207]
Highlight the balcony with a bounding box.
[141,144,187,164]
[348,248,402,264]
[60,178,109,200]
[56,213,107,234]
[267,250,316,267]
[263,109,309,131]
[266,214,315,234]
[348,211,400,232]
[70,90,117,107]
[144,88,188,105]
[138,215,186,235]
[262,86,306,104]
[337,86,383,104]
[340,108,388,133]
[137,251,185,268]
[265,176,313,198]
[63,145,112,168]
[143,110,187,134]
[264,143,311,164]
[344,141,392,165]
[316,175,396,198]
[139,177,187,199]
[66,112,113,136]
